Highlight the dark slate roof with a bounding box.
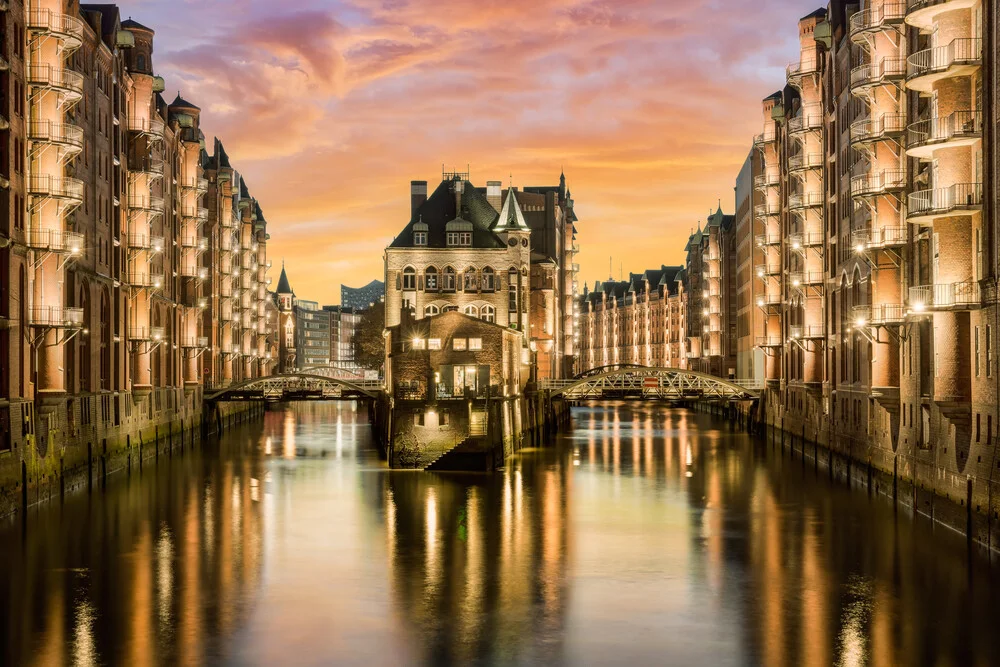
[80,5,121,42]
[216,139,232,169]
[239,177,250,199]
[121,17,153,32]
[801,7,827,20]
[389,177,505,249]
[765,90,783,102]
[276,266,293,294]
[169,93,200,111]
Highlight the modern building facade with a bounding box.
[577,266,688,373]
[736,0,997,519]
[340,279,383,311]
[323,305,362,370]
[0,5,273,508]
[294,299,331,368]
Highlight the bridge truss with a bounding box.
[541,367,762,401]
[205,372,383,402]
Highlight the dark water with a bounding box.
[2,401,1000,666]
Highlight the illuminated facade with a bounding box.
[577,266,688,373]
[0,4,273,511]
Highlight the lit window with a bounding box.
[428,338,442,350]
[453,338,467,351]
[425,266,438,291]
[469,337,482,351]
[412,338,426,350]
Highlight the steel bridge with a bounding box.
[540,367,762,401]
[205,368,383,403]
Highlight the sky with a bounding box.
[118,0,818,305]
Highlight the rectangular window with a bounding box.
[412,338,426,350]
[428,338,442,350]
[989,326,994,378]
[469,338,482,351]
[460,232,472,246]
[975,326,981,377]
[453,338,467,351]
[446,232,459,246]
[414,231,427,246]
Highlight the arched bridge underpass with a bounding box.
[205,372,384,403]
[540,367,762,402]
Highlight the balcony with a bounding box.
[851,227,908,252]
[787,271,825,289]
[788,192,824,211]
[128,326,166,342]
[755,336,783,348]
[852,304,906,327]
[906,110,982,158]
[29,305,84,328]
[787,232,824,252]
[755,263,781,279]
[906,39,982,93]
[128,192,165,213]
[127,269,164,289]
[180,206,209,222]
[754,233,782,248]
[788,153,823,174]
[25,228,83,254]
[753,129,778,148]
[180,265,209,281]
[127,116,166,138]
[182,337,209,349]
[849,57,906,93]
[180,177,209,193]
[126,233,165,252]
[786,59,819,88]
[787,107,823,136]
[754,172,780,190]
[906,0,980,31]
[756,292,783,308]
[849,113,906,147]
[26,9,85,52]
[754,202,781,219]
[908,281,980,312]
[789,325,825,340]
[181,235,208,251]
[849,2,906,40]
[129,157,164,179]
[907,183,981,222]
[28,120,84,156]
[26,64,84,104]
[850,170,907,198]
[28,174,84,206]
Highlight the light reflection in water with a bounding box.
[0,402,998,666]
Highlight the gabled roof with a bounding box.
[389,177,506,249]
[494,188,529,231]
[121,17,153,32]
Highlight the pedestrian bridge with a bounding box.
[205,366,384,402]
[540,367,762,401]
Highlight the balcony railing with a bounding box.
[181,236,208,251]
[757,292,783,307]
[180,206,209,222]
[181,336,209,349]
[789,324,825,339]
[852,227,908,251]
[755,263,781,278]
[849,57,906,91]
[753,129,778,148]
[126,116,166,137]
[908,183,982,220]
[849,2,906,38]
[128,326,166,341]
[28,174,84,204]
[26,64,84,100]
[126,234,165,252]
[28,120,84,153]
[787,271,825,288]
[180,265,209,280]
[849,113,906,145]
[129,157,164,178]
[128,192,166,212]
[788,192,824,210]
[127,270,164,289]
[907,39,982,88]
[754,202,781,218]
[788,153,823,173]
[906,110,982,155]
[755,336,783,348]
[26,9,85,47]
[909,281,980,311]
[787,232,824,250]
[25,228,83,254]
[850,170,907,198]
[852,303,906,326]
[180,177,209,193]
[754,233,782,247]
[754,172,780,189]
[786,59,819,84]
[787,107,823,135]
[29,305,84,328]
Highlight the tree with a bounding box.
[353,304,385,372]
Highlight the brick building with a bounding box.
[685,207,738,378]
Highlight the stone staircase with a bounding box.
[424,436,491,472]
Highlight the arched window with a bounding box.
[481,305,496,323]
[424,304,440,317]
[443,305,458,313]
[402,267,416,290]
[425,266,438,292]
[463,267,478,291]
[136,54,146,72]
[79,281,91,392]
[100,289,111,391]
[464,305,479,317]
[482,266,495,292]
[443,266,456,292]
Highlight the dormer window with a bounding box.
[414,231,427,246]
[447,232,472,246]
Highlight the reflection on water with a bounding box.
[1,401,999,666]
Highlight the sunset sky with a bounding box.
[119,0,817,305]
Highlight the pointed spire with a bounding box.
[276,263,293,295]
[495,187,528,231]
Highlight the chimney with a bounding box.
[452,177,464,216]
[486,181,502,212]
[410,181,427,218]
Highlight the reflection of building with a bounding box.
[577,266,688,373]
[323,305,362,370]
[340,280,384,311]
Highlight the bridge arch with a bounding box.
[205,372,382,402]
[544,367,760,401]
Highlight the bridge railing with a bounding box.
[540,377,764,391]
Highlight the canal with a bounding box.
[2,401,999,666]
